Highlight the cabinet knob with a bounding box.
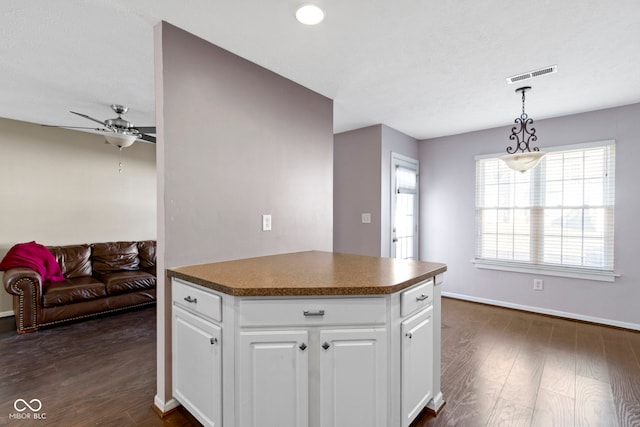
[416,294,429,302]
[406,332,413,339]
[184,296,198,304]
[210,337,218,345]
[299,343,307,351]
[322,342,330,350]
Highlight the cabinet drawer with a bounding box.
[239,297,386,327]
[401,280,433,317]
[173,279,222,322]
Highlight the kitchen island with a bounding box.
[167,251,446,427]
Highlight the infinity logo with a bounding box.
[13,399,42,412]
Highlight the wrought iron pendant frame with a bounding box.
[506,86,540,154]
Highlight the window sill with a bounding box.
[472,259,618,282]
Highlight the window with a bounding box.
[475,140,615,281]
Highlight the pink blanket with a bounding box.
[0,241,65,282]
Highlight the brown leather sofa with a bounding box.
[2,241,156,334]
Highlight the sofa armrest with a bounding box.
[3,268,43,333]
[3,267,43,295]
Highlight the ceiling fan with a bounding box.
[49,104,156,146]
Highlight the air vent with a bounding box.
[507,65,557,84]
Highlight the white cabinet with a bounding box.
[238,330,309,427]
[171,275,443,427]
[319,328,387,427]
[172,305,222,427]
[238,327,387,427]
[401,306,434,427]
[237,298,388,427]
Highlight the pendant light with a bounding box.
[500,86,546,173]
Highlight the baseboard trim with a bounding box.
[152,395,180,418]
[0,310,14,318]
[442,292,640,331]
[426,392,446,416]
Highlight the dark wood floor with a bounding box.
[412,298,640,427]
[1,298,639,426]
[0,306,198,427]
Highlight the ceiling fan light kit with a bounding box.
[67,104,156,146]
[104,133,138,148]
[500,86,546,173]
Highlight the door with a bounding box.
[391,153,419,260]
[401,306,434,426]
[238,330,309,427]
[319,328,387,427]
[172,306,222,427]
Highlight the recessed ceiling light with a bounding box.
[295,4,325,25]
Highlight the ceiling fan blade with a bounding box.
[134,126,156,133]
[41,124,108,131]
[138,134,156,144]
[70,111,107,126]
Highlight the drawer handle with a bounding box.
[416,294,429,302]
[210,337,218,345]
[184,296,198,304]
[303,309,325,317]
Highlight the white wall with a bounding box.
[419,103,640,329]
[155,22,334,408]
[0,117,156,315]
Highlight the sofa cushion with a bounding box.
[97,271,156,295]
[48,244,92,278]
[92,242,139,273]
[43,277,107,307]
[138,240,156,268]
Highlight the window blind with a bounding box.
[475,140,615,273]
[396,165,417,194]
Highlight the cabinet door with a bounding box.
[319,328,387,427]
[238,330,309,427]
[401,306,434,426]
[173,306,222,427]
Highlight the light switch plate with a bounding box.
[361,213,371,224]
[262,214,272,231]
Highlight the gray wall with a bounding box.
[333,124,418,257]
[334,125,382,256]
[159,23,333,266]
[155,22,334,405]
[419,102,640,328]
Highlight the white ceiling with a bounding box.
[2,0,640,140]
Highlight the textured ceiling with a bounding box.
[2,0,640,140]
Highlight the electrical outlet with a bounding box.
[361,213,371,224]
[533,279,544,291]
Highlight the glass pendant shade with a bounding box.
[104,133,137,148]
[500,151,546,173]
